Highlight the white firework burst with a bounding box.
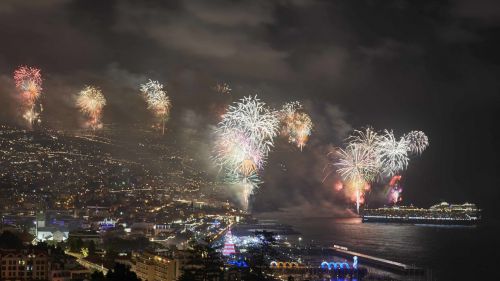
[346,127,382,180]
[403,130,429,155]
[219,95,280,157]
[376,130,410,177]
[213,96,279,209]
[335,143,380,184]
[334,142,379,214]
[348,127,380,151]
[140,79,171,134]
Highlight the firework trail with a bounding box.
[279,102,313,150]
[13,66,43,126]
[140,79,172,134]
[76,86,106,130]
[376,130,410,177]
[403,130,429,155]
[213,96,279,210]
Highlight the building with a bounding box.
[132,251,180,281]
[68,230,101,245]
[35,212,46,228]
[49,268,90,281]
[153,224,175,236]
[36,227,69,243]
[131,222,155,237]
[0,249,49,281]
[222,229,236,256]
[49,255,91,281]
[99,218,116,230]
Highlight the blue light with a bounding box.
[228,260,248,268]
[320,261,353,270]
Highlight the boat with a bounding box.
[361,202,481,225]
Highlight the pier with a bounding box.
[331,246,424,275]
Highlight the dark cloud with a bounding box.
[1,0,500,216]
[452,0,500,24]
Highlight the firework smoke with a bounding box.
[140,79,172,134]
[213,96,279,210]
[279,102,313,150]
[13,66,43,127]
[76,85,106,130]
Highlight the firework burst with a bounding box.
[334,143,380,213]
[386,175,403,204]
[335,144,380,184]
[403,130,429,155]
[76,85,106,130]
[376,130,410,177]
[140,79,172,134]
[13,66,43,126]
[330,127,428,212]
[279,102,313,150]
[346,127,381,181]
[214,82,231,95]
[213,96,279,210]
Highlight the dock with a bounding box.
[332,247,424,275]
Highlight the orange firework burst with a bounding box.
[77,86,106,130]
[280,102,313,150]
[239,159,258,176]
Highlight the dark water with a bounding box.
[258,216,500,280]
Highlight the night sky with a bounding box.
[1,0,499,218]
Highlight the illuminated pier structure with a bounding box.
[331,245,424,275]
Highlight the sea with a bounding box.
[255,215,500,281]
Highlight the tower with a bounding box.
[36,211,45,228]
[222,229,236,256]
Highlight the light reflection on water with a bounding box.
[256,215,500,280]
